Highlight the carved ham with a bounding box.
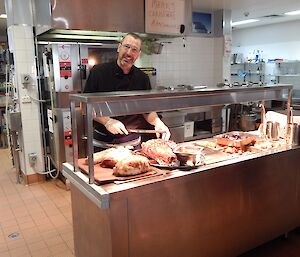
[113,155,150,176]
[141,139,178,166]
[84,147,132,168]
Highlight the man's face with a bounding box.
[117,35,141,71]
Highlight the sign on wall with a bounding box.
[145,0,185,35]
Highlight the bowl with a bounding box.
[174,145,205,166]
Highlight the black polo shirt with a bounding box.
[84,61,151,93]
[83,61,152,145]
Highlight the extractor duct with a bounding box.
[33,0,145,42]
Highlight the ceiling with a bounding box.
[192,0,300,29]
[0,0,300,39]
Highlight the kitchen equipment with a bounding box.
[160,111,185,143]
[285,107,300,145]
[266,121,280,141]
[259,103,267,139]
[286,123,300,145]
[37,43,119,173]
[240,112,257,131]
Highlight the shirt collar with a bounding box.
[113,60,135,76]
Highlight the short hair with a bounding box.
[121,33,142,43]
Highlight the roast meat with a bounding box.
[84,147,132,168]
[141,139,178,166]
[113,155,150,176]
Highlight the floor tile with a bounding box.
[0,148,75,257]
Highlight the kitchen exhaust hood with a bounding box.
[34,0,146,43]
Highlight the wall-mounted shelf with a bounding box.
[231,62,265,84]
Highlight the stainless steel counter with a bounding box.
[70,84,293,184]
[63,142,297,209]
[64,145,300,257]
[66,85,298,257]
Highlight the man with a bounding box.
[84,33,170,149]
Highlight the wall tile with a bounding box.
[12,26,26,39]
[11,25,44,176]
[14,38,27,51]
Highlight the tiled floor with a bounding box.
[0,149,74,257]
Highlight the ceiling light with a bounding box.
[231,19,259,26]
[285,10,300,16]
[0,14,7,19]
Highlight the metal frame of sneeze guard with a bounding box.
[69,85,293,185]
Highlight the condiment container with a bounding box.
[266,121,280,141]
[286,123,300,146]
[240,112,257,131]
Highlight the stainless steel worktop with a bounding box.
[63,141,298,209]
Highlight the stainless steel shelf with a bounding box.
[275,74,300,77]
[70,85,292,117]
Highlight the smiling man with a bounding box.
[84,33,170,150]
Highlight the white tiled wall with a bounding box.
[7,25,45,175]
[136,36,224,88]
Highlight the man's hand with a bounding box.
[143,112,171,141]
[104,118,128,135]
[154,120,171,141]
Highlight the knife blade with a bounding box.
[127,129,166,134]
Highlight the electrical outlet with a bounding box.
[28,153,37,165]
[21,95,31,104]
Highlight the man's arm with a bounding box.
[143,112,171,141]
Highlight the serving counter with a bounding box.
[63,85,300,257]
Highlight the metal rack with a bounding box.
[231,62,265,85]
[69,85,293,184]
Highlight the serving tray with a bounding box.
[214,131,257,147]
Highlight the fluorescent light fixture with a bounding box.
[285,10,300,16]
[0,14,7,19]
[231,19,259,26]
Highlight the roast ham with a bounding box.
[113,155,150,176]
[141,139,178,166]
[84,147,132,168]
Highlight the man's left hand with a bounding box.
[154,120,171,141]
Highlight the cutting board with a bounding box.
[78,158,159,185]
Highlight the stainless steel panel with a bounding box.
[8,112,22,131]
[50,0,144,32]
[5,0,33,27]
[71,85,292,117]
[169,125,184,143]
[51,108,68,170]
[160,111,185,127]
[32,0,52,35]
[51,107,85,171]
[52,44,81,93]
[125,149,300,257]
